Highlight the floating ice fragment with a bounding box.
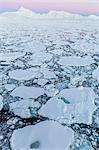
[5,84,16,91]
[0,53,25,64]
[9,68,39,81]
[10,121,74,150]
[58,56,94,66]
[10,99,40,118]
[92,66,99,80]
[39,88,96,124]
[10,86,44,99]
[0,95,3,110]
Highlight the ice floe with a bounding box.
[10,86,45,99]
[39,88,96,124]
[0,53,25,64]
[44,84,59,97]
[37,78,48,86]
[9,68,40,81]
[0,95,3,110]
[5,84,16,91]
[92,66,99,80]
[58,56,94,66]
[29,52,52,66]
[10,121,74,150]
[10,99,40,118]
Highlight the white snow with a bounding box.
[10,86,45,99]
[39,88,96,124]
[0,95,3,110]
[10,121,74,150]
[9,68,39,81]
[92,66,99,80]
[58,56,94,66]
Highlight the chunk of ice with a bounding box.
[10,99,40,118]
[39,88,95,124]
[9,68,39,81]
[92,66,99,80]
[11,86,44,99]
[0,95,3,111]
[58,56,94,66]
[10,121,74,150]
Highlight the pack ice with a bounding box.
[0,7,99,150]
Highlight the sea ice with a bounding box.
[39,88,96,124]
[0,95,3,110]
[5,84,16,91]
[10,121,74,150]
[10,86,45,99]
[9,68,39,81]
[29,52,52,66]
[58,56,94,66]
[10,99,40,118]
[44,84,59,97]
[92,66,99,80]
[40,67,56,79]
[0,52,25,64]
[37,78,48,86]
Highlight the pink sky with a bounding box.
[0,0,99,15]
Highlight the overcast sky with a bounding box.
[0,0,99,15]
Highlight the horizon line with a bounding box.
[0,7,99,16]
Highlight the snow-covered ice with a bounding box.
[92,66,99,80]
[39,88,96,124]
[28,52,53,66]
[10,99,40,118]
[58,56,94,66]
[0,53,25,64]
[0,95,3,110]
[5,84,16,91]
[9,68,39,81]
[10,86,45,99]
[10,121,74,150]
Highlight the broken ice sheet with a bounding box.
[10,121,74,150]
[9,67,40,81]
[92,66,99,80]
[0,95,3,110]
[10,86,45,99]
[58,56,94,66]
[39,87,96,124]
[0,52,25,64]
[40,66,56,79]
[37,78,48,86]
[44,84,59,97]
[5,84,16,91]
[10,99,40,118]
[28,51,53,66]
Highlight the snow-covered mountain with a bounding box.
[1,7,99,20]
